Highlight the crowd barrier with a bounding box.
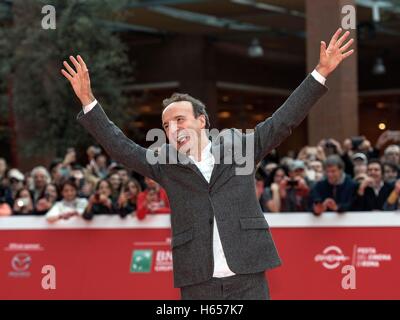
[1,212,399,299]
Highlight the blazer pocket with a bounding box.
[171,228,193,248]
[240,217,269,230]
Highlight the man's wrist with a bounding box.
[80,93,95,106]
[315,64,330,78]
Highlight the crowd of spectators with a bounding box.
[255,130,400,215]
[1,130,400,220]
[0,146,170,221]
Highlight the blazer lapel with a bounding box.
[168,144,210,185]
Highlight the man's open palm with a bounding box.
[317,28,354,78]
[61,55,95,106]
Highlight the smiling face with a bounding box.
[162,101,206,154]
[367,162,382,182]
[62,184,77,202]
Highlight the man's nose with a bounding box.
[169,121,178,134]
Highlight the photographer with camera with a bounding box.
[83,179,117,220]
[13,187,35,215]
[117,178,142,218]
[310,155,358,215]
[278,160,310,212]
[35,183,59,215]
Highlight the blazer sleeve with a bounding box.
[251,74,328,164]
[77,103,163,184]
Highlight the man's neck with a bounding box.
[189,134,210,162]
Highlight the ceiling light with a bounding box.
[248,38,264,58]
[372,57,386,75]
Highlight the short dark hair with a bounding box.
[60,179,78,192]
[323,155,345,170]
[162,93,210,129]
[383,162,399,173]
[368,158,383,173]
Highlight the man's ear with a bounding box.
[198,114,206,129]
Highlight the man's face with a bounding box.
[325,165,342,184]
[109,174,121,190]
[96,155,107,168]
[310,161,323,173]
[385,150,400,165]
[118,169,129,184]
[383,165,397,183]
[354,163,367,176]
[33,171,47,189]
[162,101,206,154]
[367,163,382,182]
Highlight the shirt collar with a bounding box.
[188,141,212,163]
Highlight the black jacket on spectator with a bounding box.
[118,200,136,218]
[83,197,117,220]
[310,174,358,212]
[353,182,394,211]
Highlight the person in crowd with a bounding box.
[263,162,278,177]
[351,153,368,179]
[46,179,88,222]
[0,185,12,216]
[13,187,35,215]
[298,145,326,165]
[87,153,109,179]
[255,174,268,212]
[83,179,118,220]
[108,172,122,201]
[278,160,310,212]
[383,145,400,166]
[383,179,400,211]
[0,158,8,181]
[353,159,394,211]
[49,159,65,187]
[136,177,170,220]
[5,169,24,206]
[69,165,87,197]
[310,155,358,215]
[382,162,399,184]
[307,160,324,183]
[35,183,59,215]
[117,178,142,217]
[80,176,97,199]
[86,145,102,166]
[318,138,343,157]
[117,167,130,186]
[30,166,51,204]
[262,166,288,213]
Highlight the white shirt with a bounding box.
[46,198,88,221]
[187,141,236,277]
[82,70,326,277]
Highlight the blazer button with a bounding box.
[209,218,213,225]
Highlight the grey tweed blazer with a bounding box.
[77,74,328,288]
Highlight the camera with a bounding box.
[287,180,299,187]
[16,198,29,208]
[351,136,364,151]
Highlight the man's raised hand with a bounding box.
[316,28,355,78]
[61,55,95,106]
